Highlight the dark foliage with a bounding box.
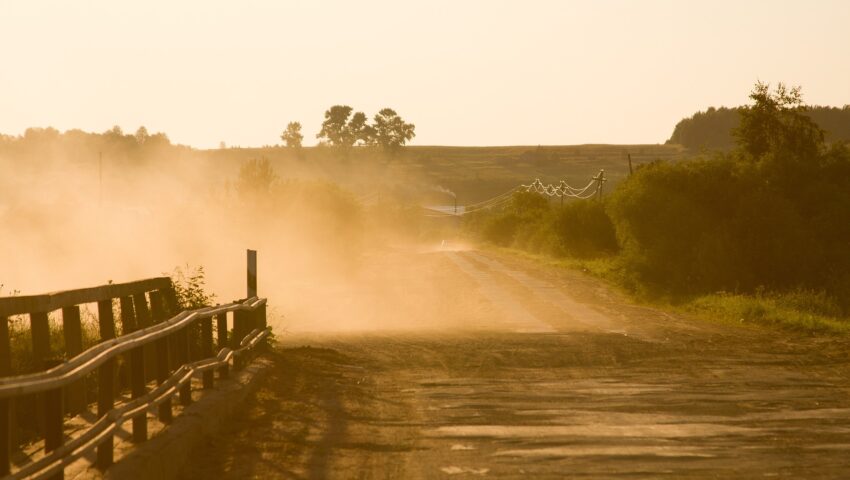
[616,83,850,310]
[668,104,850,151]
[466,191,618,259]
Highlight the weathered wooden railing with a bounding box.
[0,276,269,480]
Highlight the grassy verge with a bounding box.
[484,245,850,335]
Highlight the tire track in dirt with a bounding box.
[464,250,629,334]
[443,251,556,333]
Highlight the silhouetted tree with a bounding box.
[316,105,354,149]
[135,126,149,144]
[348,112,375,146]
[281,121,304,148]
[735,82,824,160]
[316,105,377,153]
[372,108,415,152]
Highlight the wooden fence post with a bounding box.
[61,307,86,415]
[96,300,115,469]
[216,313,228,349]
[149,291,172,424]
[216,313,229,380]
[30,312,51,370]
[30,311,51,440]
[133,294,157,382]
[97,300,116,341]
[0,317,10,476]
[177,327,192,406]
[162,287,180,317]
[232,311,247,370]
[258,303,267,330]
[200,317,214,389]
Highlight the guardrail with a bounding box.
[0,268,269,480]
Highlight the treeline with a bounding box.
[668,104,850,150]
[0,125,184,167]
[467,82,850,315]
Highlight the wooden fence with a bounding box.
[0,274,270,480]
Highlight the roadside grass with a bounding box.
[485,245,850,335]
[686,293,850,334]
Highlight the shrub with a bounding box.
[466,191,618,259]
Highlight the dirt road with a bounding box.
[181,248,850,479]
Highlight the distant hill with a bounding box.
[667,105,850,151]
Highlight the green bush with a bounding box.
[548,200,618,257]
[606,85,850,312]
[466,191,618,259]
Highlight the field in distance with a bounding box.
[204,143,689,204]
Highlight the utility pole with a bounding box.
[98,151,103,207]
[628,153,633,176]
[593,169,607,200]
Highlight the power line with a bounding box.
[416,169,608,217]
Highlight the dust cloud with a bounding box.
[0,131,467,333]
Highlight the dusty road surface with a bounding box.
[181,247,850,479]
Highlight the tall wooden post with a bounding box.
[247,249,257,298]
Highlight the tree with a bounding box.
[317,105,355,149]
[135,126,149,144]
[348,112,375,146]
[316,105,373,151]
[281,121,304,148]
[372,108,415,152]
[735,82,824,160]
[104,125,124,139]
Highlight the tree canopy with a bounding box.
[281,121,303,148]
[314,105,415,152]
[735,82,824,160]
[372,108,416,152]
[316,105,361,150]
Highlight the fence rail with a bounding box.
[0,270,270,480]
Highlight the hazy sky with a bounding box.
[1,1,848,148]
